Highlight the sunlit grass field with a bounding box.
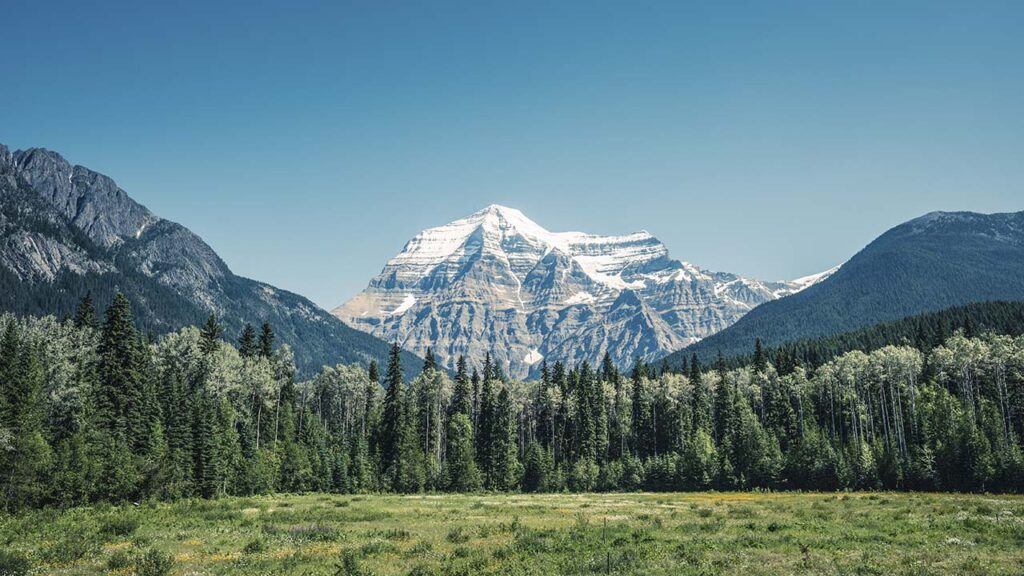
[2,492,1023,575]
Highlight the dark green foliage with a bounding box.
[0,550,31,576]
[238,323,257,358]
[445,413,481,491]
[258,322,275,358]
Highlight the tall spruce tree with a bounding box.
[200,314,223,356]
[379,344,405,488]
[97,294,144,442]
[690,353,712,433]
[258,322,275,358]
[73,292,98,330]
[238,323,257,358]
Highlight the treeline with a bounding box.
[3,295,1024,510]
[748,300,1024,372]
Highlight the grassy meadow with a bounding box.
[2,492,1023,575]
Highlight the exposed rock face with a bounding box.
[0,144,420,376]
[334,205,833,378]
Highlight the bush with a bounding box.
[0,550,31,576]
[334,549,366,576]
[100,514,139,538]
[106,549,134,570]
[243,538,266,554]
[136,548,173,576]
[446,527,470,544]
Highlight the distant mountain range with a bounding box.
[667,210,1024,363]
[334,204,833,378]
[6,143,1019,380]
[0,144,421,376]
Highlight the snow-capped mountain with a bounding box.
[333,205,833,378]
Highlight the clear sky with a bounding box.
[2,1,1021,308]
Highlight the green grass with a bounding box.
[2,492,1023,575]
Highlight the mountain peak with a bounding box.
[335,206,831,377]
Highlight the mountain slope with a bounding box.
[667,210,1024,363]
[0,144,421,376]
[334,204,831,377]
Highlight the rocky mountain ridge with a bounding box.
[335,205,833,377]
[0,144,421,376]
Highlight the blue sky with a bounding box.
[2,1,1021,308]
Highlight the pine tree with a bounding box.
[238,323,257,358]
[451,356,472,417]
[631,359,650,457]
[476,375,495,486]
[379,344,405,488]
[754,338,768,373]
[471,368,481,431]
[97,294,144,443]
[491,387,521,490]
[73,292,98,330]
[368,359,380,386]
[396,382,425,492]
[1,336,52,509]
[200,314,223,356]
[601,352,618,384]
[258,322,275,358]
[445,413,481,491]
[522,441,549,492]
[690,354,711,433]
[576,363,597,462]
[423,347,437,373]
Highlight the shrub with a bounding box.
[0,550,31,576]
[243,538,266,554]
[136,548,173,576]
[106,549,134,570]
[334,549,367,576]
[446,527,470,544]
[100,514,139,538]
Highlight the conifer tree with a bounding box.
[690,353,712,433]
[1,336,51,509]
[522,441,549,492]
[445,412,481,491]
[238,323,257,358]
[258,322,275,358]
[753,338,768,373]
[200,314,222,356]
[368,359,380,386]
[379,344,405,488]
[491,387,521,490]
[423,347,437,373]
[97,294,144,441]
[471,368,481,431]
[476,375,495,486]
[451,356,472,417]
[73,292,98,330]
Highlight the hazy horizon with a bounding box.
[3,1,1022,308]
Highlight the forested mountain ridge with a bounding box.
[0,144,420,376]
[710,300,1024,372]
[671,210,1024,362]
